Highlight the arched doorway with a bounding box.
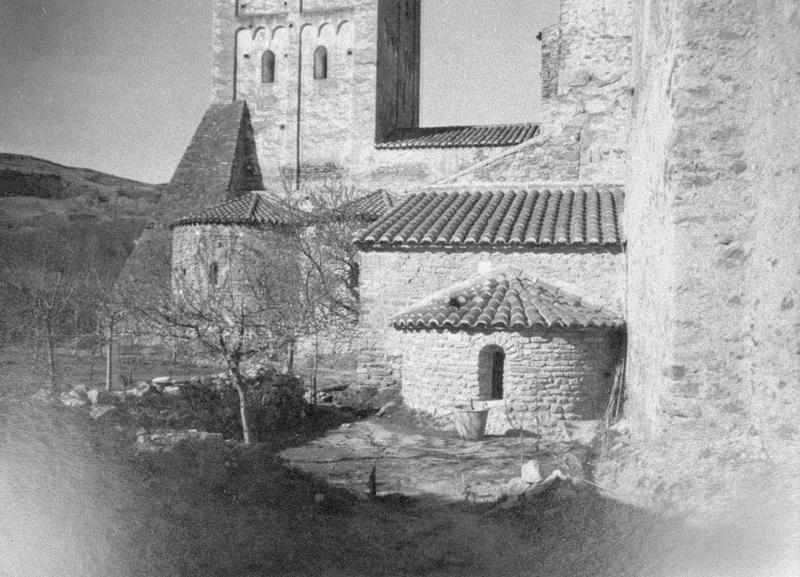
[478,345,505,400]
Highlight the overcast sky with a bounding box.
[0,0,558,184]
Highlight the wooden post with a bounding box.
[105,316,114,392]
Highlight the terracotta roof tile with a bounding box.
[376,124,539,149]
[355,184,624,248]
[330,190,398,222]
[171,191,309,228]
[392,267,623,331]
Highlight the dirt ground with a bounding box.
[280,410,598,502]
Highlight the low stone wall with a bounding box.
[399,327,623,435]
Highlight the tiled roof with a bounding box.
[329,190,399,222]
[376,124,539,149]
[355,184,624,248]
[392,267,623,331]
[171,192,309,227]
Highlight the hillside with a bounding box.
[0,153,168,309]
[0,153,165,225]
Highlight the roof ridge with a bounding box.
[247,193,260,220]
[422,181,626,191]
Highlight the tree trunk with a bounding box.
[286,340,295,374]
[46,328,58,388]
[105,317,114,392]
[230,368,252,444]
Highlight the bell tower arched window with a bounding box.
[313,46,328,79]
[262,50,275,84]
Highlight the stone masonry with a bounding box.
[626,0,800,460]
[171,224,297,299]
[400,327,623,434]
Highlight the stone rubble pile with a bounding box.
[135,428,224,453]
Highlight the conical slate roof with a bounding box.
[167,101,263,214]
[391,267,622,331]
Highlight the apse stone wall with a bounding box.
[400,327,623,434]
[171,224,296,300]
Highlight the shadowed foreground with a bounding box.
[1,380,797,576]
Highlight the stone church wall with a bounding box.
[400,327,622,434]
[357,247,624,389]
[626,0,800,451]
[610,0,800,510]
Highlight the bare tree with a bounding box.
[2,254,77,388]
[140,228,306,444]
[80,260,127,391]
[293,184,362,322]
[282,184,366,405]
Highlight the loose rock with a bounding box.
[60,389,87,408]
[521,459,543,484]
[90,404,116,420]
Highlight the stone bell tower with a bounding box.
[211,0,538,190]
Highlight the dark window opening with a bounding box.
[313,46,328,79]
[491,350,505,400]
[262,50,276,83]
[478,344,505,400]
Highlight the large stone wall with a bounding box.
[400,327,622,434]
[627,0,800,446]
[618,0,800,510]
[357,247,624,388]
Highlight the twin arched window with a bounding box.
[262,50,275,84]
[261,45,328,84]
[313,46,328,80]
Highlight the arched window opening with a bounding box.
[313,46,328,79]
[478,345,505,400]
[262,50,276,83]
[208,262,219,288]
